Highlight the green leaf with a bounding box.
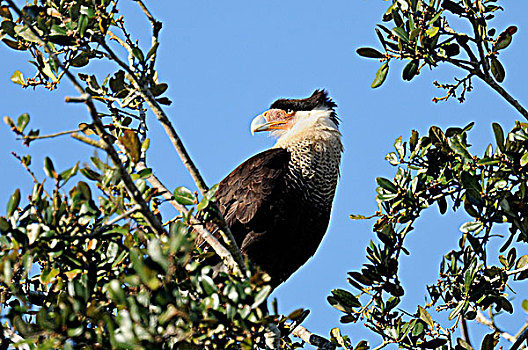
[156,97,172,105]
[442,0,464,14]
[409,28,420,42]
[6,189,20,217]
[492,123,505,152]
[77,14,89,37]
[59,162,79,184]
[522,299,528,313]
[385,152,399,165]
[43,60,58,82]
[150,83,168,97]
[252,285,271,308]
[200,274,218,295]
[481,333,497,350]
[418,306,434,328]
[412,321,424,337]
[426,26,439,37]
[516,255,528,269]
[491,57,505,83]
[43,157,57,179]
[40,268,59,283]
[0,217,9,233]
[146,42,159,61]
[371,62,389,88]
[376,177,398,193]
[10,70,25,86]
[449,300,465,320]
[392,27,409,43]
[494,26,517,51]
[2,38,26,51]
[459,221,483,234]
[354,340,369,350]
[173,186,195,205]
[331,289,361,308]
[16,27,39,42]
[16,113,29,132]
[419,338,447,349]
[402,59,419,81]
[521,152,528,167]
[356,47,384,58]
[132,47,144,62]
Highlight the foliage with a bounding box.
[335,0,528,349]
[356,0,526,119]
[2,0,528,349]
[0,0,311,348]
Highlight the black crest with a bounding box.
[270,90,339,125]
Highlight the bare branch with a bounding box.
[475,71,528,120]
[20,128,80,141]
[476,310,516,343]
[10,152,51,198]
[511,327,528,350]
[71,132,107,150]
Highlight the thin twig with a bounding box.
[21,128,80,141]
[7,0,166,237]
[10,152,51,198]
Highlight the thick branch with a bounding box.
[476,311,516,343]
[477,72,528,121]
[136,161,245,275]
[291,325,336,350]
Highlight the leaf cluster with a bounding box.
[340,121,528,349]
[357,0,517,104]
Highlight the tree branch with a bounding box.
[291,325,336,350]
[476,310,516,343]
[7,1,166,237]
[136,161,246,275]
[476,72,528,120]
[95,38,209,196]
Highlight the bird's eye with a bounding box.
[286,109,294,115]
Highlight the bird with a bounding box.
[210,90,343,288]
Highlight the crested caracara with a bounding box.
[213,90,342,288]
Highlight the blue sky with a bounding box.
[1,0,528,348]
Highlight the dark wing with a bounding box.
[215,148,290,228]
[205,148,328,287]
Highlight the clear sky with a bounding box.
[1,1,528,348]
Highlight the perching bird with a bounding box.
[212,90,343,288]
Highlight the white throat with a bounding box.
[273,109,342,150]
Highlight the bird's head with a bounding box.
[250,90,340,146]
